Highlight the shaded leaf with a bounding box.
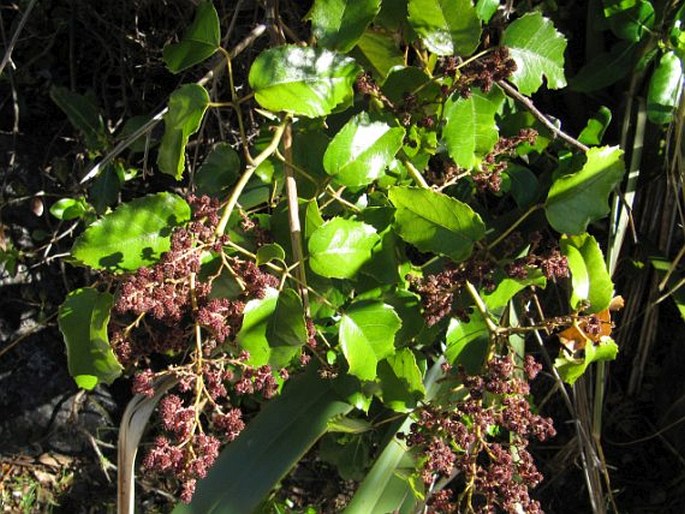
[307,0,382,53]
[377,348,425,412]
[407,0,481,56]
[157,84,210,179]
[195,143,241,196]
[570,42,636,92]
[389,186,486,262]
[545,146,625,235]
[255,243,286,266]
[50,86,107,152]
[443,86,505,169]
[90,164,122,214]
[309,217,380,279]
[561,233,614,313]
[501,164,539,208]
[501,12,567,95]
[163,1,220,73]
[445,314,489,372]
[249,46,361,117]
[647,51,683,125]
[266,288,308,347]
[324,112,405,187]
[603,0,655,42]
[58,288,121,390]
[71,193,191,272]
[339,301,402,381]
[353,29,405,80]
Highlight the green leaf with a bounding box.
[172,367,352,514]
[377,348,425,412]
[381,66,432,105]
[249,46,362,118]
[162,1,220,73]
[58,287,121,390]
[320,433,372,480]
[445,314,489,372]
[195,143,241,196]
[570,42,636,92]
[237,289,301,368]
[339,301,402,381]
[407,0,482,56]
[482,269,547,315]
[545,146,625,235]
[324,112,405,187]
[561,234,613,313]
[90,164,122,214]
[353,29,405,80]
[309,217,380,279]
[255,243,286,266]
[578,106,612,146]
[501,12,567,95]
[501,164,539,208]
[157,84,210,179]
[71,192,191,272]
[50,86,107,152]
[306,0,382,53]
[389,187,486,262]
[266,288,308,347]
[648,247,685,323]
[555,337,618,385]
[603,0,655,42]
[647,52,684,125]
[443,86,505,169]
[50,197,89,221]
[475,0,499,22]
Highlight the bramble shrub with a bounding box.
[48,0,684,512]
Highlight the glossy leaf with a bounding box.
[407,0,481,56]
[324,112,405,187]
[445,314,489,372]
[58,287,121,390]
[266,288,308,347]
[578,106,612,146]
[71,192,191,272]
[237,289,301,368]
[377,348,425,412]
[255,243,286,266]
[603,0,655,42]
[570,42,636,92]
[50,197,89,221]
[157,84,210,179]
[172,367,352,514]
[389,187,486,262]
[443,86,505,169]
[339,301,401,381]
[50,86,107,152]
[309,217,380,279]
[555,337,618,385]
[354,29,405,80]
[647,52,683,125]
[195,143,241,196]
[545,146,625,235]
[561,233,613,313]
[163,1,220,73]
[482,269,547,315]
[307,0,382,53]
[475,0,499,22]
[249,46,361,117]
[501,12,567,95]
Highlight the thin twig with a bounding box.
[497,80,589,153]
[0,0,38,77]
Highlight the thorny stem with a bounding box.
[215,115,290,235]
[497,80,589,153]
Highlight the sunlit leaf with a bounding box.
[249,46,361,117]
[501,12,567,94]
[389,187,486,262]
[354,29,405,80]
[647,51,683,125]
[307,0,382,53]
[578,106,612,146]
[324,112,405,187]
[71,193,190,272]
[339,301,402,381]
[407,0,481,56]
[561,233,614,313]
[445,313,489,372]
[163,1,220,73]
[58,287,121,390]
[443,86,505,169]
[555,337,618,385]
[602,0,655,42]
[309,217,380,279]
[545,146,625,235]
[157,84,210,179]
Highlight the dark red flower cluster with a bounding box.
[408,256,495,326]
[472,128,538,193]
[441,47,517,98]
[404,354,555,513]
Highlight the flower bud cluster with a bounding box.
[405,355,555,513]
